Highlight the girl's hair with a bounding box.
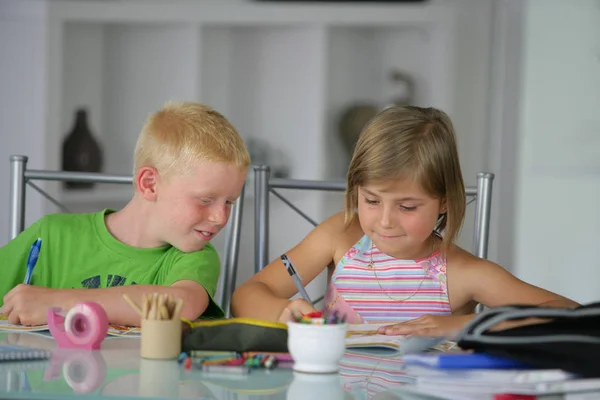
[345,105,466,252]
[133,101,250,184]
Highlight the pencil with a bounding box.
[156,293,165,320]
[167,294,175,317]
[122,294,143,318]
[149,293,158,320]
[160,304,170,320]
[280,254,312,304]
[173,298,184,320]
[142,294,149,319]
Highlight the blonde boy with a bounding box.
[0,101,250,326]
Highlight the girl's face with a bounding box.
[357,178,445,260]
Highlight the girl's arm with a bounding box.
[448,248,580,310]
[231,213,347,322]
[379,248,580,337]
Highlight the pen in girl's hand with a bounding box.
[280,254,312,304]
[24,238,42,285]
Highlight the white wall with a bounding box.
[0,0,495,247]
[513,0,600,304]
[485,0,524,272]
[0,1,51,246]
[450,0,494,252]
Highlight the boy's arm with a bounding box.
[68,280,209,325]
[3,243,222,327]
[2,281,209,327]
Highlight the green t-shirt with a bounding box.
[0,209,224,318]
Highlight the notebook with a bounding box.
[392,372,600,400]
[0,345,51,362]
[403,352,534,370]
[0,311,48,332]
[345,323,457,353]
[0,312,141,337]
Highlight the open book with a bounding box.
[345,323,457,353]
[0,312,140,337]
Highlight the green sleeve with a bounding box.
[163,243,224,319]
[0,219,44,306]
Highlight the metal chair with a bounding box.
[252,165,494,309]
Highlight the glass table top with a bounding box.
[0,332,416,400]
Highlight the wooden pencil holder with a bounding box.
[140,318,182,360]
[138,358,180,397]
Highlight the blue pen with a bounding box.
[280,254,312,304]
[23,238,42,285]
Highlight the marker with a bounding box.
[190,350,238,358]
[24,238,42,285]
[202,365,250,375]
[280,254,312,304]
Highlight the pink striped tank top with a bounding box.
[323,235,451,324]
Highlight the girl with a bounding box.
[231,106,578,337]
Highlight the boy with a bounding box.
[0,101,250,327]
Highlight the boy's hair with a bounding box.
[133,101,251,182]
[345,105,466,253]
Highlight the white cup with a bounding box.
[287,321,348,374]
[287,371,346,400]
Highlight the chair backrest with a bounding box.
[252,165,494,273]
[8,155,244,317]
[251,165,494,311]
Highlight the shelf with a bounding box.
[61,22,202,175]
[50,0,451,26]
[200,25,329,180]
[60,185,133,206]
[325,25,441,181]
[33,0,456,267]
[60,22,449,179]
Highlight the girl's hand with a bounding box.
[377,314,474,337]
[278,298,316,323]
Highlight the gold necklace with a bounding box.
[367,235,435,302]
[363,359,382,394]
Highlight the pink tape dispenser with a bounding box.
[43,349,107,394]
[48,302,109,350]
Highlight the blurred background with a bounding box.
[0,0,598,304]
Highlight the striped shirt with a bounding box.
[339,352,413,400]
[323,235,451,324]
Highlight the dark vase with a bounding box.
[62,108,103,190]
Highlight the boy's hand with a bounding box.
[377,314,473,338]
[2,284,59,326]
[278,298,317,323]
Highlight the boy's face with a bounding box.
[153,160,247,253]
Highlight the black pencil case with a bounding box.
[181,318,289,353]
[456,302,600,377]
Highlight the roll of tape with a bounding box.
[48,302,109,350]
[62,350,107,394]
[64,303,108,346]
